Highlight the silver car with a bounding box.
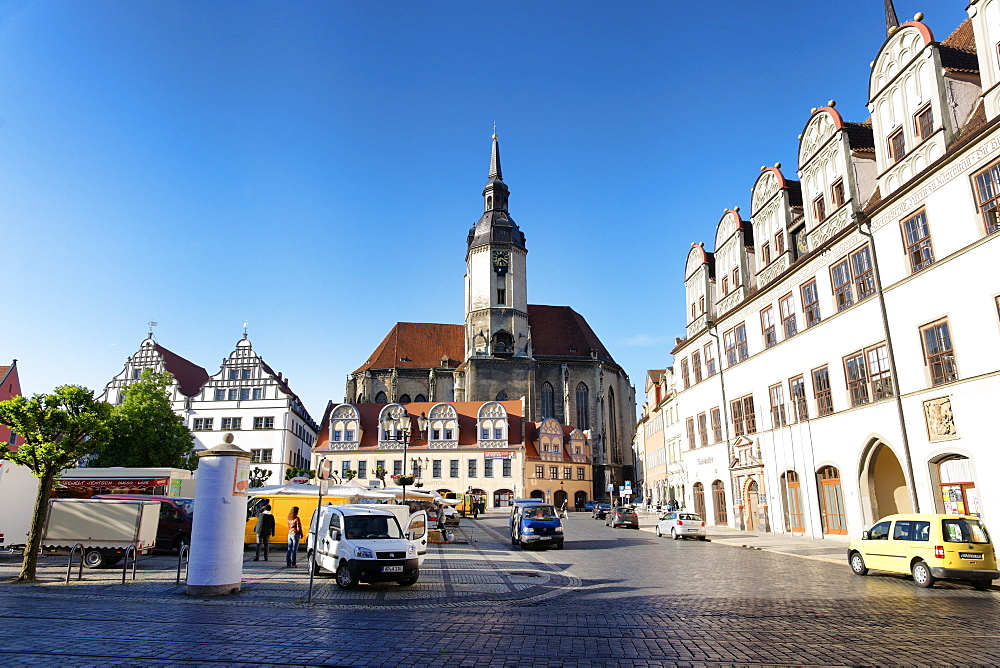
[655,511,707,540]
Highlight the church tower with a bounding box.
[464,133,530,361]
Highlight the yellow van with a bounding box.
[848,513,997,589]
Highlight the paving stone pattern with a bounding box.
[0,512,998,666]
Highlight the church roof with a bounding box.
[356,305,619,373]
[528,305,617,365]
[152,343,210,397]
[354,323,464,373]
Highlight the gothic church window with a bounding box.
[374,391,387,404]
[541,382,554,418]
[496,390,508,401]
[414,394,427,403]
[399,394,411,404]
[575,383,589,430]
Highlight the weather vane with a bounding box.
[243,320,249,335]
[148,320,158,336]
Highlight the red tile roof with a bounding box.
[354,323,464,373]
[528,305,617,365]
[315,400,524,451]
[941,18,976,52]
[152,344,210,397]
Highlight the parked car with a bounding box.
[591,503,611,519]
[848,513,997,590]
[583,501,595,512]
[93,494,193,552]
[606,506,639,529]
[307,504,427,589]
[655,511,707,540]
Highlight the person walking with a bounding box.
[253,503,275,561]
[561,500,569,519]
[286,506,303,568]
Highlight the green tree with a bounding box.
[0,385,113,582]
[93,370,196,469]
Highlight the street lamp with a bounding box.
[381,409,428,505]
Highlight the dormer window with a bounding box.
[722,276,729,294]
[732,267,739,288]
[698,296,705,312]
[914,105,934,141]
[774,231,784,255]
[813,195,827,222]
[761,242,771,266]
[888,128,906,163]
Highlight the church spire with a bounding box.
[884,0,899,34]
[489,129,502,180]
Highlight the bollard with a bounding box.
[186,433,251,596]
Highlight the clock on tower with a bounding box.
[492,250,510,275]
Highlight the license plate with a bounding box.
[960,552,983,560]
[381,565,403,573]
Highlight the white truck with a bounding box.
[0,460,39,550]
[42,498,160,568]
[307,504,427,589]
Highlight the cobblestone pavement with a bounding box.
[1,511,999,666]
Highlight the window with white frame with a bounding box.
[801,279,821,327]
[780,294,797,338]
[250,448,272,464]
[502,459,511,477]
[902,211,934,273]
[974,159,1000,234]
[253,416,275,429]
[192,418,213,431]
[221,417,241,430]
[921,319,959,386]
[761,307,776,349]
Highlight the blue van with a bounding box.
[510,500,564,549]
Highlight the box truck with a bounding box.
[0,460,39,549]
[42,498,160,568]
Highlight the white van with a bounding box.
[307,504,427,589]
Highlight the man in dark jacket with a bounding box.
[253,503,276,561]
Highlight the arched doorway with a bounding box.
[574,490,588,511]
[693,482,706,517]
[493,488,514,508]
[553,489,568,509]
[862,442,912,522]
[529,489,545,500]
[711,480,727,525]
[817,465,847,535]
[746,480,760,531]
[780,471,805,533]
[933,455,979,515]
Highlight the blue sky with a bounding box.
[2,1,970,419]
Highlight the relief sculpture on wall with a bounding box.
[924,396,957,441]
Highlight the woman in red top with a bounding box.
[286,507,303,567]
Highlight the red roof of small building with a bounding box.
[315,400,524,451]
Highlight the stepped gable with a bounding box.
[528,305,616,365]
[354,323,464,373]
[152,344,209,397]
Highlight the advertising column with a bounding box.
[186,434,251,595]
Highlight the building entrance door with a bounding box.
[746,480,760,531]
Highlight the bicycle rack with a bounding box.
[175,544,190,585]
[121,544,138,584]
[65,543,85,584]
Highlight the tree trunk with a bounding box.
[18,470,56,583]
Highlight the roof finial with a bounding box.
[147,319,158,338]
[884,0,899,34]
[489,128,502,180]
[242,320,249,339]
